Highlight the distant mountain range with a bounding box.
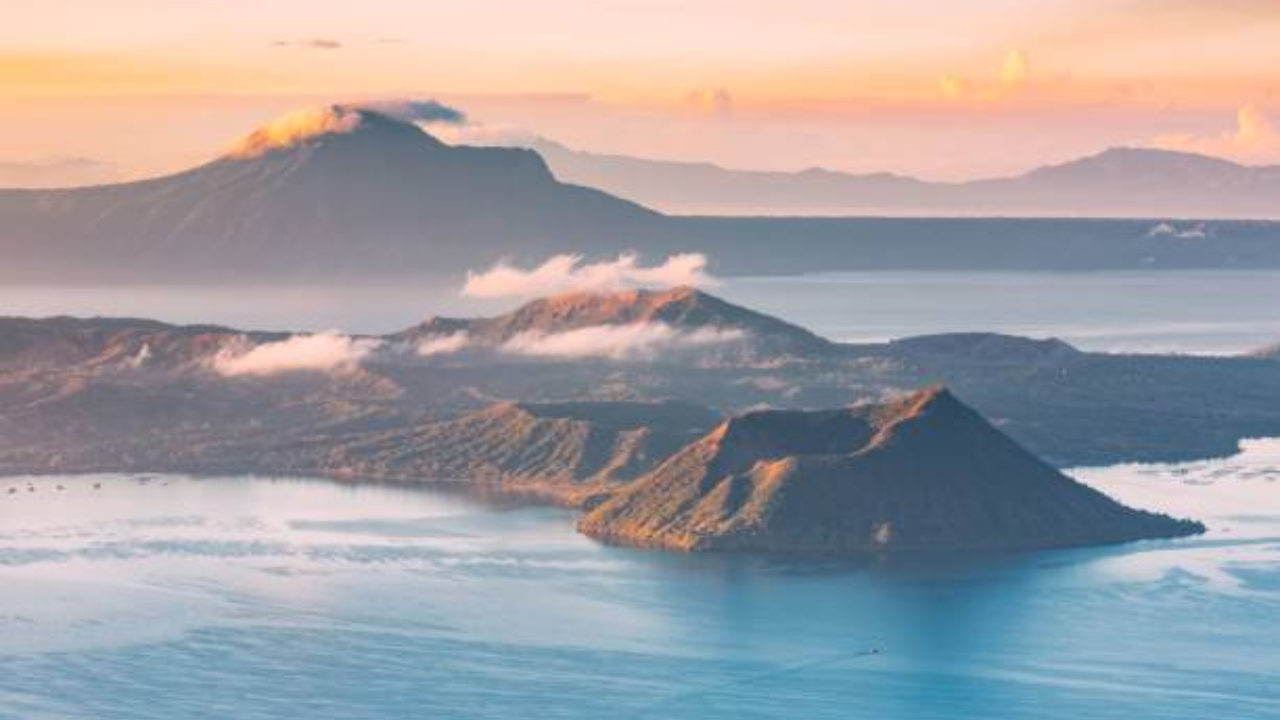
[579,387,1202,553]
[524,137,1280,219]
[4,105,1280,281]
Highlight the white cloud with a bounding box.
[1148,222,1208,240]
[424,121,534,147]
[462,252,717,300]
[501,322,745,361]
[213,332,381,377]
[1152,105,1280,163]
[416,332,470,356]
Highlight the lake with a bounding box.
[2,441,1279,719]
[2,270,1280,354]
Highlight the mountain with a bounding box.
[398,286,837,363]
[578,387,1205,553]
[522,136,935,216]
[523,138,1280,219]
[0,106,657,281]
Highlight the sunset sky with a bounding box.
[3,0,1279,181]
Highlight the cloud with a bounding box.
[416,332,470,356]
[358,99,467,125]
[423,121,535,147]
[227,106,364,158]
[462,253,718,300]
[273,38,343,50]
[1001,49,1030,86]
[501,322,745,361]
[1152,105,1280,163]
[1148,222,1208,240]
[213,332,381,377]
[684,88,734,120]
[938,49,1031,102]
[226,100,466,158]
[937,75,970,100]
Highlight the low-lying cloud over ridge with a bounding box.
[213,332,381,377]
[500,322,745,361]
[462,253,718,300]
[416,332,470,357]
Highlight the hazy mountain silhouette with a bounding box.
[526,138,1280,219]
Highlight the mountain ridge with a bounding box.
[519,136,1280,218]
[400,286,837,362]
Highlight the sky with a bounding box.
[3,0,1280,182]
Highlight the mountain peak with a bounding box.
[225,105,438,160]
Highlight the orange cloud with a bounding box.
[1001,50,1030,86]
[1152,105,1280,163]
[937,74,970,100]
[226,106,363,159]
[683,88,734,120]
[938,50,1033,103]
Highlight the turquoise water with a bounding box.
[2,442,1279,719]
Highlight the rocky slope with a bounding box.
[295,400,718,504]
[579,388,1205,553]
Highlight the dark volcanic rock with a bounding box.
[578,387,1204,553]
[280,400,720,505]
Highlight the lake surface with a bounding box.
[3,270,1280,354]
[2,441,1279,719]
